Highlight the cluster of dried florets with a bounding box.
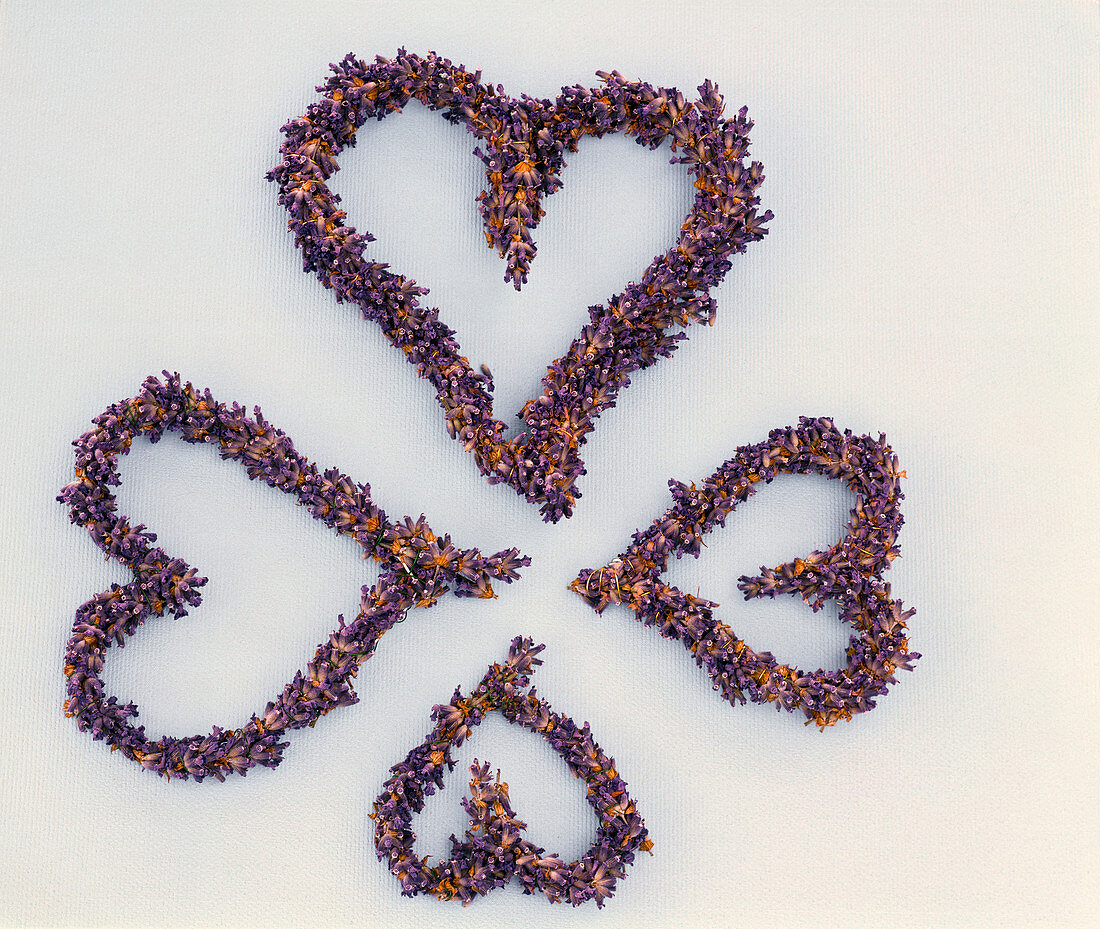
[58,372,528,781]
[372,637,651,907]
[56,48,921,911]
[573,417,919,729]
[268,49,772,521]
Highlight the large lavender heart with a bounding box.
[269,50,773,521]
[58,373,528,780]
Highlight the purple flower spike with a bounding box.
[371,637,651,907]
[58,372,529,781]
[268,50,772,521]
[572,418,919,729]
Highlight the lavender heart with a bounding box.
[59,372,528,780]
[268,49,773,521]
[372,637,651,907]
[572,417,919,729]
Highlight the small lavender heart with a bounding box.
[372,637,651,907]
[572,417,919,729]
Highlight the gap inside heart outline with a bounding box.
[59,50,918,909]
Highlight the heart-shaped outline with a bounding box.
[571,417,919,729]
[59,372,528,780]
[268,49,773,521]
[372,637,651,908]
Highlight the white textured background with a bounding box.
[0,1,1096,927]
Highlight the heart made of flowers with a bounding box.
[571,417,919,729]
[59,372,528,780]
[372,637,651,908]
[268,49,773,522]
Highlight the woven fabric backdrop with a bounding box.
[1,1,1096,927]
